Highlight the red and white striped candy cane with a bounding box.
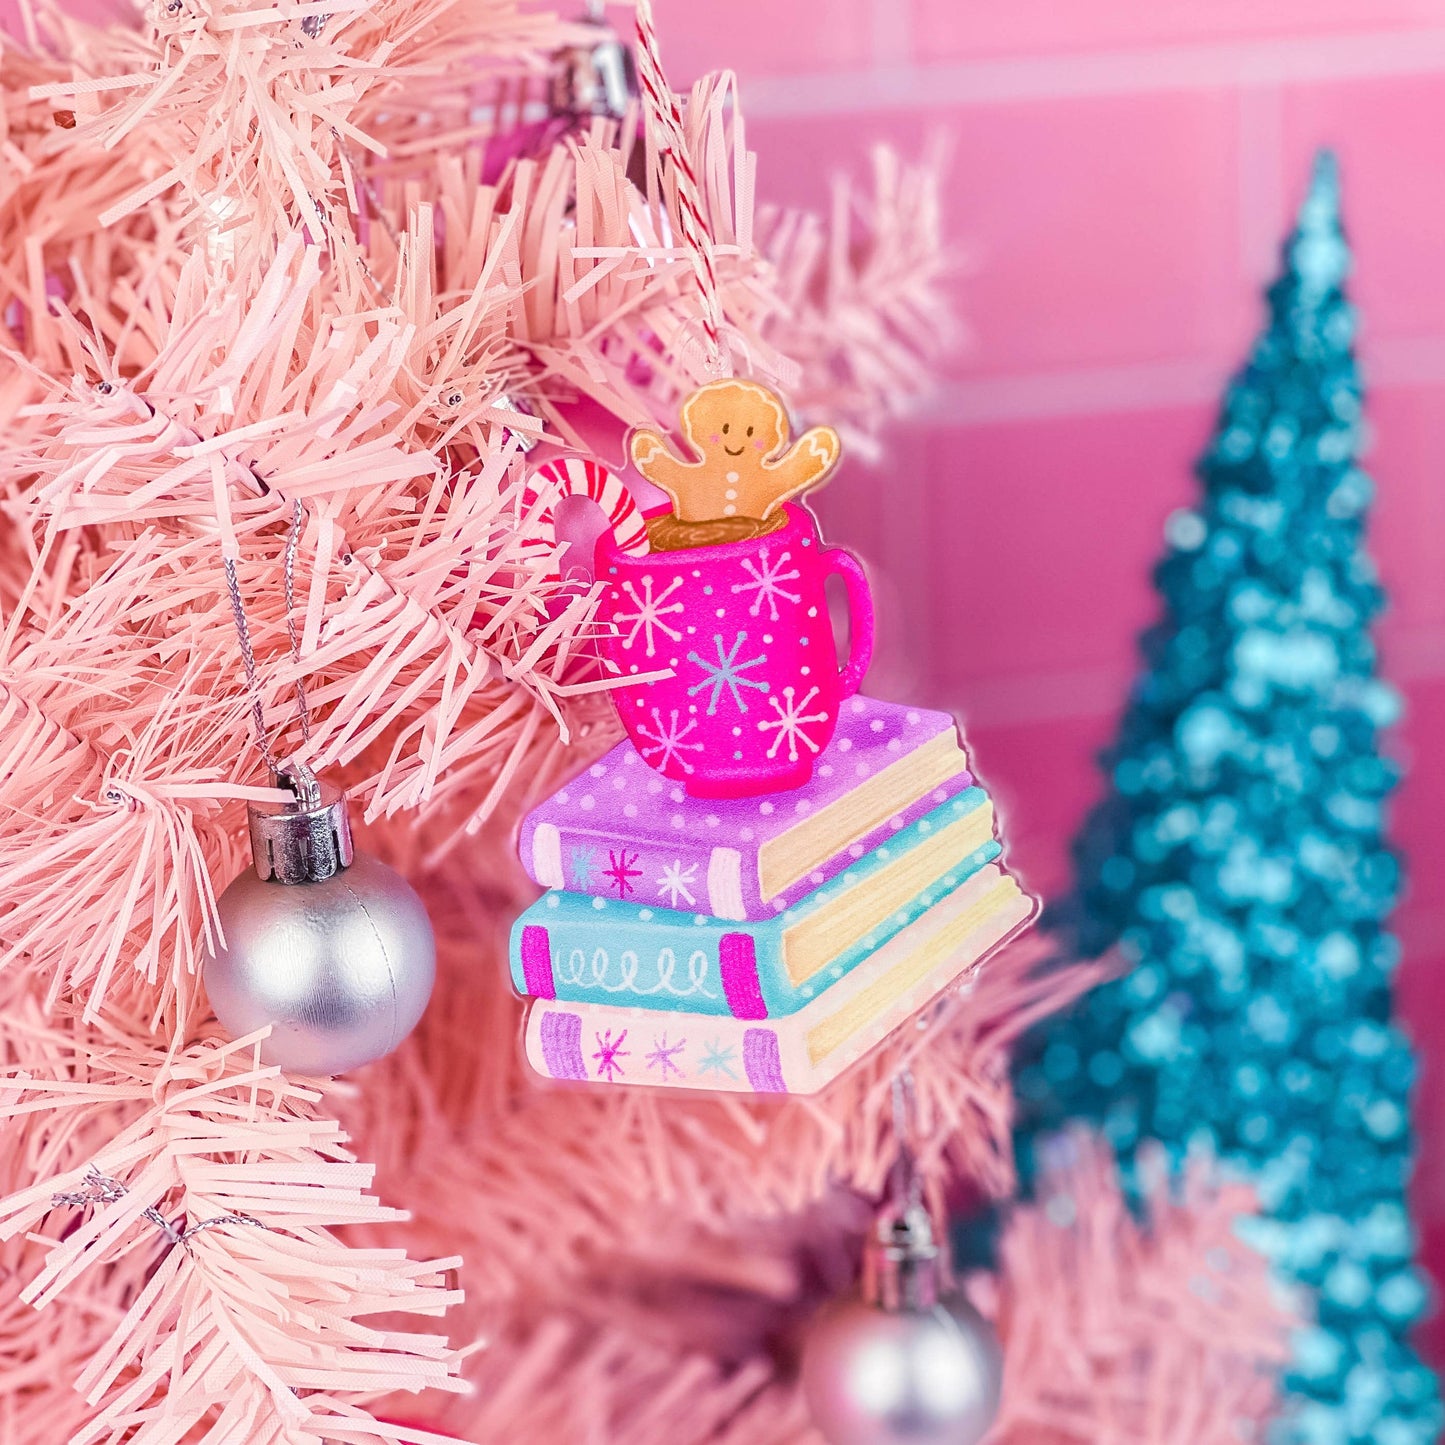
[518,456,650,576]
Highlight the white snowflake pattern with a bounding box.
[613,574,685,658]
[657,859,699,907]
[757,685,829,762]
[730,546,802,621]
[687,632,770,715]
[636,707,705,773]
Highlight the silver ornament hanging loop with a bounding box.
[247,761,354,885]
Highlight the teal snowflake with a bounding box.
[697,1040,737,1079]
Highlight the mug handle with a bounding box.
[822,547,875,699]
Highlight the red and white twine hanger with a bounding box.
[633,0,727,373]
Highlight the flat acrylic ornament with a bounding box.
[506,383,1036,1095]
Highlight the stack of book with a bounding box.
[509,696,1035,1094]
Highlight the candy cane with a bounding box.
[518,456,650,574]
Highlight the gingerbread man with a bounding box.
[630,379,841,525]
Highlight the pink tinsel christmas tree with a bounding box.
[0,0,1297,1439]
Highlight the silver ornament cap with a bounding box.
[248,762,353,883]
[549,3,637,120]
[204,765,436,1075]
[492,391,542,454]
[800,1203,1003,1445]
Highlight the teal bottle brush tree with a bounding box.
[1015,151,1442,1443]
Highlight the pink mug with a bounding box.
[594,504,875,798]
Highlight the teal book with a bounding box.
[510,787,1001,1019]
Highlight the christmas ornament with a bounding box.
[481,2,642,191]
[801,1198,1002,1445]
[508,388,1033,1095]
[493,392,543,454]
[205,765,436,1075]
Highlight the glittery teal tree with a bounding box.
[1014,153,1441,1443]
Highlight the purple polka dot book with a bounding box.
[510,696,1036,1095]
[519,696,977,921]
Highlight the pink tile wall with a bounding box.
[654,0,1445,1360]
[746,95,1252,377]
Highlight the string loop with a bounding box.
[633,0,727,374]
[224,495,311,773]
[52,1168,269,1254]
[890,1068,923,1213]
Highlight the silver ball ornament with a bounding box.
[204,765,435,1075]
[801,1203,1003,1445]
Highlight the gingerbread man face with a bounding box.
[630,379,841,525]
[683,380,787,494]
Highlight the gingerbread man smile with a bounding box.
[630,379,843,526]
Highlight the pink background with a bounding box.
[9,0,1445,1364]
[655,0,1445,1362]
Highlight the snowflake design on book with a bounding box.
[687,632,770,716]
[636,707,704,773]
[697,1040,738,1079]
[645,1033,687,1080]
[604,848,642,899]
[569,845,599,891]
[613,574,685,658]
[593,1028,629,1082]
[731,546,801,622]
[758,685,829,762]
[657,859,699,908]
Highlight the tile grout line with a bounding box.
[908,334,1445,428]
[738,28,1445,117]
[933,622,1445,731]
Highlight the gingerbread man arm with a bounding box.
[755,425,842,517]
[630,429,698,513]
